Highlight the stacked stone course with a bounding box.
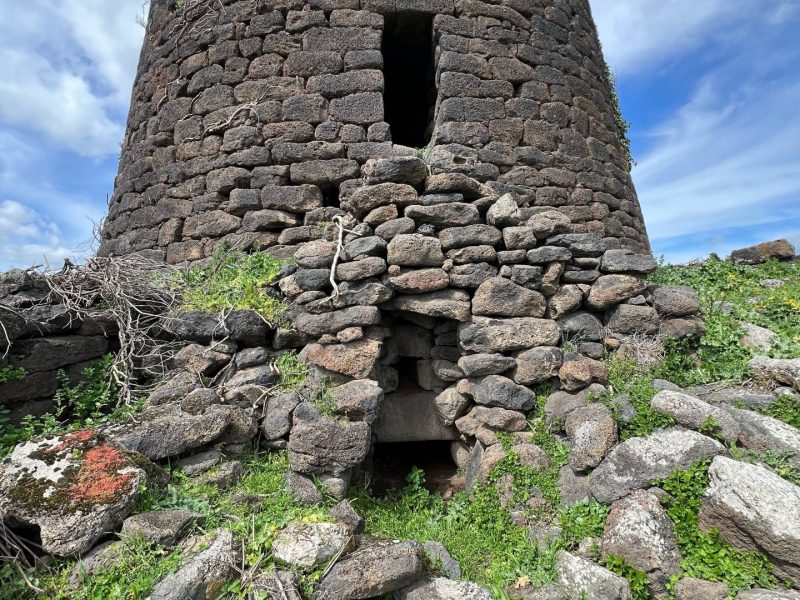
[96,0,702,501]
[101,0,648,263]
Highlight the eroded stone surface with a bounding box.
[272,521,353,570]
[555,550,633,600]
[699,456,800,583]
[0,431,157,557]
[589,428,724,504]
[601,490,682,597]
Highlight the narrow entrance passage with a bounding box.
[382,12,436,147]
[372,441,460,497]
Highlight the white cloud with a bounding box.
[0,200,75,268]
[590,0,786,75]
[634,75,800,244]
[0,0,144,156]
[0,48,124,156]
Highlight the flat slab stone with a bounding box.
[459,316,561,353]
[375,389,459,442]
[397,577,493,599]
[149,530,240,600]
[555,550,632,600]
[723,406,800,464]
[317,540,425,599]
[0,431,155,557]
[272,521,353,570]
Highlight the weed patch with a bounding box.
[0,355,137,458]
[178,246,288,322]
[604,356,674,440]
[651,257,800,385]
[657,461,775,594]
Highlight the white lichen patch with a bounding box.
[6,438,73,485]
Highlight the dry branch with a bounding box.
[38,255,187,406]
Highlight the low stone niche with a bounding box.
[370,312,462,494]
[371,441,459,497]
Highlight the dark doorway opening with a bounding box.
[382,13,436,148]
[372,441,461,497]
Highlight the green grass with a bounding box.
[603,355,675,440]
[273,352,309,392]
[650,257,800,385]
[178,246,288,323]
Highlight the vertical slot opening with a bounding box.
[382,13,436,148]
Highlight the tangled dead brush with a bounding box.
[40,255,187,407]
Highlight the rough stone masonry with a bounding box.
[94,0,702,500]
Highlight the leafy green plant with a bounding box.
[0,365,26,384]
[559,499,610,546]
[274,351,308,392]
[657,461,775,593]
[0,355,134,458]
[764,394,800,429]
[604,356,674,439]
[651,257,800,385]
[603,554,650,600]
[178,245,288,322]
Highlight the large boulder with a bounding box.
[288,403,372,477]
[104,403,236,460]
[565,403,617,472]
[749,356,800,389]
[388,289,472,322]
[149,530,240,600]
[730,240,795,265]
[735,591,800,599]
[303,336,383,379]
[472,277,546,318]
[317,540,425,599]
[723,406,800,463]
[555,550,633,600]
[601,490,682,598]
[469,375,536,412]
[589,428,724,503]
[121,510,202,546]
[459,316,561,353]
[699,456,800,583]
[0,431,159,556]
[586,275,646,310]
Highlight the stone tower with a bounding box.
[100,0,683,501]
[101,0,648,261]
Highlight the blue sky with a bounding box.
[0,0,799,269]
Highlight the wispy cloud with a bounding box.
[0,0,143,268]
[592,0,800,261]
[0,200,75,268]
[591,0,795,76]
[0,0,144,156]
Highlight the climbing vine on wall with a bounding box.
[603,62,635,171]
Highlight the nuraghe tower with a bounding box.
[99,0,695,500]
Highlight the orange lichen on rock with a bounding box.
[68,444,136,505]
[51,429,96,454]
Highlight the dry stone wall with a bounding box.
[0,270,114,422]
[101,0,648,263]
[95,0,701,502]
